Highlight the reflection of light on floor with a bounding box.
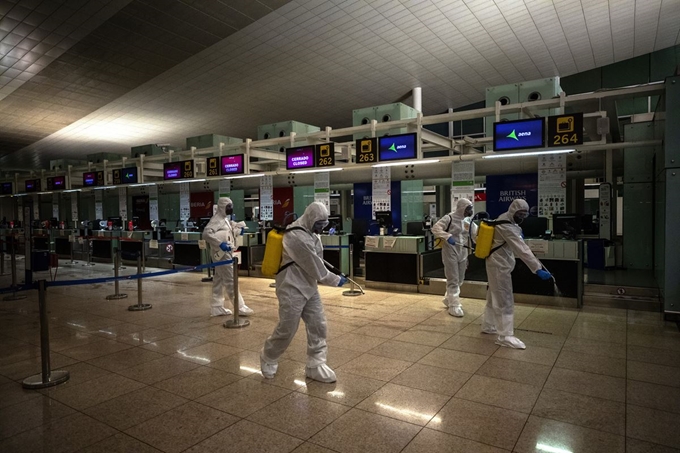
[240,366,260,373]
[536,444,572,453]
[327,391,345,398]
[294,379,307,386]
[67,322,85,329]
[177,351,210,364]
[375,403,441,423]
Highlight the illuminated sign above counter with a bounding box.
[83,171,105,187]
[46,176,65,191]
[1,182,12,195]
[221,154,245,175]
[25,179,41,192]
[163,160,194,180]
[378,133,417,162]
[286,146,315,170]
[493,118,545,151]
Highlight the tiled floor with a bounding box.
[1,262,680,452]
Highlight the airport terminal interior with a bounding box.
[1,0,680,452]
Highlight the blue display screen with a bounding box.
[121,166,138,184]
[493,118,545,151]
[378,133,417,161]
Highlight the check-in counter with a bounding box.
[32,228,50,252]
[52,229,79,259]
[420,239,583,307]
[118,231,151,264]
[320,234,351,276]
[238,232,263,276]
[172,232,203,267]
[364,235,426,291]
[1,229,24,256]
[89,230,117,261]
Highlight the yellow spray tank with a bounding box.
[261,229,284,277]
[473,219,511,259]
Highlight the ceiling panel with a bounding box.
[0,0,678,170]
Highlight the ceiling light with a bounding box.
[63,189,81,193]
[129,183,156,187]
[172,178,206,184]
[225,173,264,180]
[372,159,440,168]
[291,167,344,174]
[482,149,574,159]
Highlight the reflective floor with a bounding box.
[1,261,679,452]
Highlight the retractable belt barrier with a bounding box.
[3,257,242,390]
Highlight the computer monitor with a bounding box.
[521,216,548,238]
[375,211,392,228]
[552,213,580,239]
[108,216,123,229]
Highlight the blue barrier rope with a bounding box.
[0,258,235,293]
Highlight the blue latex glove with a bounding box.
[337,276,348,287]
[447,237,456,246]
[219,242,231,252]
[536,269,552,280]
[240,229,244,236]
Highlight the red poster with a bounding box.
[190,192,214,218]
[273,187,294,225]
[474,191,486,202]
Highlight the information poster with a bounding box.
[32,194,39,221]
[118,187,128,222]
[538,154,566,218]
[314,172,330,209]
[71,192,78,222]
[179,183,190,221]
[52,193,59,219]
[95,190,103,219]
[149,185,158,222]
[451,161,475,206]
[372,167,391,218]
[260,175,273,221]
[219,179,231,198]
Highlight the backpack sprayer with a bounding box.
[323,260,364,295]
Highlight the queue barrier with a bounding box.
[0,257,243,390]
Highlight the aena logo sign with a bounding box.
[388,143,407,152]
[506,129,532,141]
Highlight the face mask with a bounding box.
[225,206,233,216]
[513,211,528,225]
[464,206,473,217]
[312,220,328,233]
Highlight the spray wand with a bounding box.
[541,264,562,297]
[323,259,365,295]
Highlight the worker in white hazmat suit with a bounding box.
[202,197,253,317]
[432,198,476,317]
[482,198,552,349]
[261,202,347,383]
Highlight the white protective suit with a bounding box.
[431,199,477,317]
[261,202,341,383]
[482,199,543,349]
[202,197,252,317]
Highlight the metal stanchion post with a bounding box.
[23,280,70,389]
[224,257,249,329]
[4,246,26,301]
[82,238,95,267]
[343,244,363,297]
[66,232,77,265]
[106,248,127,300]
[0,250,5,276]
[201,248,213,282]
[128,253,152,311]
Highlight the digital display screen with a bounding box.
[378,133,418,162]
[221,154,245,175]
[163,160,194,180]
[121,166,138,184]
[493,118,545,151]
[83,172,96,186]
[1,182,12,195]
[46,176,65,190]
[286,146,315,170]
[25,179,40,192]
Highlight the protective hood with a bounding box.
[506,199,529,221]
[216,197,233,216]
[454,198,473,217]
[289,202,329,232]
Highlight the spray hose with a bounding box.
[323,259,365,295]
